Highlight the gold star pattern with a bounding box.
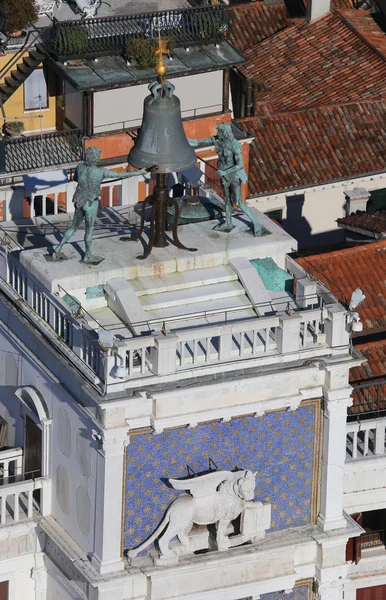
[124,405,317,554]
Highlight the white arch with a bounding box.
[15,386,50,423]
[15,386,52,478]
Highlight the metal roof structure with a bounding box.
[49,40,243,91]
[0,129,83,175]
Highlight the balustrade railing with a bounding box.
[346,417,386,459]
[0,447,23,482]
[0,477,46,525]
[361,529,385,549]
[46,5,229,60]
[1,129,83,176]
[2,245,348,391]
[175,318,279,368]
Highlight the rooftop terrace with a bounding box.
[0,205,351,398]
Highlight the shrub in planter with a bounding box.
[4,121,25,136]
[2,0,38,36]
[124,37,175,68]
[52,23,88,57]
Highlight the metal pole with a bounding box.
[153,172,169,248]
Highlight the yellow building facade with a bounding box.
[0,50,56,133]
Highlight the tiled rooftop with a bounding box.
[338,9,386,57]
[227,1,289,53]
[337,210,386,237]
[351,341,386,382]
[350,341,386,412]
[239,101,386,195]
[296,240,386,330]
[296,241,386,399]
[237,11,386,113]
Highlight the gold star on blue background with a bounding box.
[124,404,317,553]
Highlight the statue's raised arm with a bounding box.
[51,146,154,265]
[188,136,214,148]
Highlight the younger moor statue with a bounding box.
[52,146,150,264]
[189,122,261,236]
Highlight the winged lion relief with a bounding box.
[127,469,271,565]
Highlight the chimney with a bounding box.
[307,0,331,22]
[344,188,371,216]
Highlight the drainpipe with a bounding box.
[246,79,254,117]
[222,68,230,113]
[83,91,92,138]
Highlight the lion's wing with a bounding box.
[169,471,234,498]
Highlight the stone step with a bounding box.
[141,280,246,311]
[10,70,27,82]
[4,76,20,89]
[143,294,255,328]
[131,265,237,297]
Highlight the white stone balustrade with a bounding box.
[106,337,156,380]
[346,417,386,459]
[175,317,279,369]
[0,447,23,482]
[0,477,49,526]
[4,251,349,390]
[28,178,124,218]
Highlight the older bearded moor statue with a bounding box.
[189,122,261,236]
[52,146,150,264]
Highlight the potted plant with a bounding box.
[4,121,25,137]
[52,23,89,59]
[124,37,175,69]
[2,0,38,37]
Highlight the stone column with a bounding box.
[318,368,353,531]
[314,576,344,600]
[91,428,128,575]
[31,554,48,600]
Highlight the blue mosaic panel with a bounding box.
[124,404,317,551]
[260,584,310,600]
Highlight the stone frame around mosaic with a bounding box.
[238,579,313,600]
[121,400,322,558]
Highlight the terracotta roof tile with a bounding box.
[238,11,386,113]
[338,9,386,59]
[239,101,386,195]
[337,210,386,236]
[349,341,386,412]
[296,243,386,402]
[296,241,386,330]
[227,1,289,53]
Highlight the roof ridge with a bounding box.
[355,339,386,350]
[241,16,308,55]
[237,99,386,121]
[333,8,386,65]
[302,240,386,263]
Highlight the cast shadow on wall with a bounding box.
[281,194,345,250]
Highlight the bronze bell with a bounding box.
[128,80,197,173]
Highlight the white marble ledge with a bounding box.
[347,550,386,578]
[133,526,322,600]
[138,524,320,575]
[0,519,37,540]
